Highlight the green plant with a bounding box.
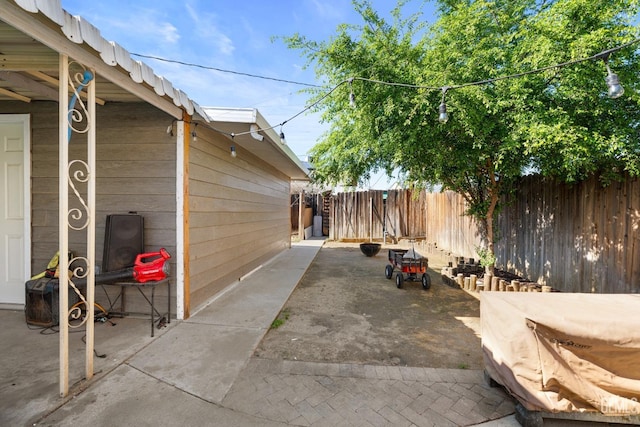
[476,246,496,268]
[270,309,290,329]
[271,318,285,329]
[285,0,640,268]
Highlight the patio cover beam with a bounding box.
[26,71,106,105]
[0,86,30,102]
[0,70,58,100]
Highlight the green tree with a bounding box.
[285,0,640,270]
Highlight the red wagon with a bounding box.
[384,246,431,290]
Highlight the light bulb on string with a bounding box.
[438,103,448,123]
[438,87,449,124]
[279,126,286,144]
[230,133,237,157]
[604,60,624,99]
[348,78,356,108]
[191,123,198,142]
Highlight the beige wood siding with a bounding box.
[188,127,291,309]
[91,104,176,313]
[4,100,294,314]
[0,101,177,313]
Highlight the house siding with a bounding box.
[91,103,177,313]
[1,101,177,313]
[188,127,291,309]
[3,100,293,315]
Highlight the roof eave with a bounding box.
[202,107,310,181]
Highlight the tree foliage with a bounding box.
[284,0,640,263]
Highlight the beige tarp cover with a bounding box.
[481,293,640,415]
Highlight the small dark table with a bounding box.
[101,278,170,337]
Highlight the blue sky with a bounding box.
[59,0,438,181]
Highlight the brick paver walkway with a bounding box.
[223,358,515,426]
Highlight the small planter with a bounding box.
[360,243,381,257]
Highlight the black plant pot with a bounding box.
[360,243,381,257]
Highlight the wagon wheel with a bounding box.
[396,272,404,288]
[385,264,394,279]
[421,273,431,290]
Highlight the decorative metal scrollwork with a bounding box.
[67,159,90,231]
[65,61,93,232]
[67,256,89,328]
[67,62,94,141]
[63,60,96,328]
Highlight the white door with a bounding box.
[0,115,30,305]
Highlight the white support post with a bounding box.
[58,54,70,398]
[176,121,185,320]
[85,67,96,380]
[58,54,97,396]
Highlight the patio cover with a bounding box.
[481,292,640,415]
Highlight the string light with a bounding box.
[279,126,286,144]
[191,123,198,142]
[170,37,639,139]
[603,57,625,98]
[341,39,639,123]
[337,42,639,127]
[348,78,356,108]
[230,133,237,157]
[438,87,449,124]
[201,83,344,142]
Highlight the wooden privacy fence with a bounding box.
[330,174,639,293]
[329,189,426,241]
[424,191,481,256]
[422,175,640,293]
[495,174,640,293]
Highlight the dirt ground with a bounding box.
[254,241,484,369]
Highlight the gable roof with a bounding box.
[0,0,309,180]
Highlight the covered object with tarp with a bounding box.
[481,293,640,417]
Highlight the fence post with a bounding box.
[298,190,304,241]
[369,196,373,242]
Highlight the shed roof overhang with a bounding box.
[202,107,310,181]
